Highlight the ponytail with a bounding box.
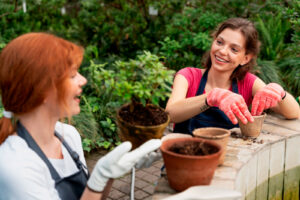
[0,117,15,144]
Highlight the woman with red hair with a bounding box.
[0,33,161,200]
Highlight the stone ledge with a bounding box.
[153,114,300,200]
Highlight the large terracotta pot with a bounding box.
[160,137,222,192]
[193,127,230,165]
[117,104,170,149]
[238,113,266,138]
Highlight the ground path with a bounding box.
[86,150,163,200]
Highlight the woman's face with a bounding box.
[210,28,252,73]
[65,69,87,116]
[44,69,87,118]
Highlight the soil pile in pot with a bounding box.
[117,103,169,149]
[119,103,168,126]
[169,142,218,156]
[161,137,222,192]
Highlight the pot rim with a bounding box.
[160,137,223,160]
[193,127,231,139]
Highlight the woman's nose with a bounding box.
[219,46,228,55]
[79,73,87,86]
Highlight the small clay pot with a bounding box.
[238,113,266,138]
[193,127,230,165]
[160,137,222,192]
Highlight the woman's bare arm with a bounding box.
[165,74,209,123]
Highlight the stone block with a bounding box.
[214,166,237,180]
[246,155,258,200]
[256,146,270,200]
[268,140,285,200]
[235,162,248,199]
[284,135,300,199]
[265,114,300,132]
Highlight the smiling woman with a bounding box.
[165,18,300,135]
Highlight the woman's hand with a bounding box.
[251,83,285,116]
[87,139,161,192]
[207,88,254,124]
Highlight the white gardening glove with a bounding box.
[163,185,241,200]
[135,150,162,169]
[87,139,161,192]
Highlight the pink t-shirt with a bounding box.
[176,67,257,106]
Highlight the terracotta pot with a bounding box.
[193,127,230,165]
[117,104,170,149]
[238,113,266,138]
[160,137,222,192]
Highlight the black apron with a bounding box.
[173,69,239,135]
[17,121,89,200]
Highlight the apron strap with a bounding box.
[55,132,89,175]
[17,121,61,181]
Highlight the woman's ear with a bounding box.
[241,53,253,66]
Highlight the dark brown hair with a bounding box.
[203,18,261,80]
[0,33,83,144]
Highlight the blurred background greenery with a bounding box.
[0,0,299,152]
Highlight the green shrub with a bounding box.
[278,57,300,96]
[254,60,284,86]
[98,51,175,107]
[158,9,225,70]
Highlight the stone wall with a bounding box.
[153,114,300,200]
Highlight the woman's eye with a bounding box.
[71,72,77,78]
[216,40,222,45]
[232,48,238,53]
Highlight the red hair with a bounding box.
[0,33,83,144]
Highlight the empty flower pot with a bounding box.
[238,113,266,138]
[160,137,222,192]
[193,127,230,165]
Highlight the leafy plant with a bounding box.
[158,8,225,70]
[255,13,291,61]
[105,51,175,107]
[278,57,300,97]
[254,60,283,86]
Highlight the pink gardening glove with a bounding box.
[251,83,285,116]
[207,88,254,124]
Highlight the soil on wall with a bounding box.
[119,103,168,126]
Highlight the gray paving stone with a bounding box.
[141,173,159,183]
[135,179,149,189]
[108,189,125,199]
[118,196,130,200]
[135,170,148,178]
[143,184,155,194]
[112,179,127,188]
[134,190,150,200]
[119,174,132,183]
[117,183,131,195]
[142,165,161,174]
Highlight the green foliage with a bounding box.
[78,60,123,150]
[103,51,175,106]
[254,60,284,86]
[159,8,225,70]
[256,13,291,61]
[278,57,300,96]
